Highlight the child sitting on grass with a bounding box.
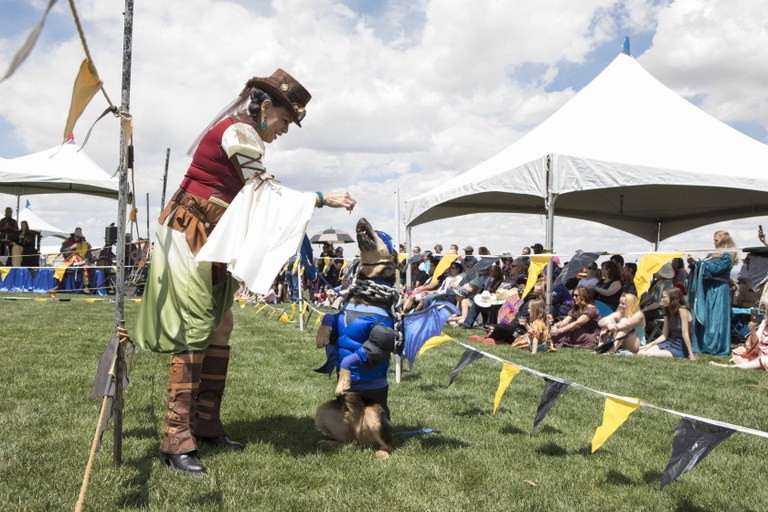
[511,299,554,353]
[709,312,768,370]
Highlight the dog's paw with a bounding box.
[375,450,390,460]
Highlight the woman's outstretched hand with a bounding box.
[323,191,357,212]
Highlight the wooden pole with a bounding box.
[112,0,134,466]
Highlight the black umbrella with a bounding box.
[310,227,355,244]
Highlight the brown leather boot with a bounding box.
[159,351,206,474]
[192,345,243,450]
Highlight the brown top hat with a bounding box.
[250,69,311,127]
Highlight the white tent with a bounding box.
[405,51,768,245]
[18,206,68,238]
[0,139,119,199]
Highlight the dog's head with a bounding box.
[355,218,397,286]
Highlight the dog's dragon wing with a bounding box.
[402,301,460,369]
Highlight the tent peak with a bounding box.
[621,36,631,56]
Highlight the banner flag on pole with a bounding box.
[449,348,484,386]
[432,253,459,279]
[254,304,268,315]
[533,378,570,430]
[237,298,247,309]
[417,334,451,359]
[493,363,521,414]
[63,59,103,142]
[1,0,57,81]
[591,396,641,452]
[633,253,683,310]
[660,417,736,488]
[521,255,552,299]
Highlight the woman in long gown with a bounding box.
[686,230,738,356]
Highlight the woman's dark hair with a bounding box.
[247,88,272,124]
[663,287,687,318]
[572,286,594,314]
[601,260,621,281]
[625,262,637,274]
[450,261,463,271]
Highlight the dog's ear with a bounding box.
[316,326,331,348]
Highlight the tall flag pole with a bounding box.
[112,0,134,466]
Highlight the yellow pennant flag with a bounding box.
[279,312,290,323]
[315,313,325,327]
[133,298,141,304]
[301,302,308,316]
[63,59,102,142]
[254,304,268,315]
[0,267,10,280]
[521,254,552,299]
[398,253,408,263]
[84,298,96,303]
[34,297,47,302]
[432,253,459,279]
[288,304,297,320]
[237,298,248,309]
[54,265,67,281]
[417,334,451,358]
[633,253,683,310]
[493,363,521,414]
[591,396,641,453]
[129,207,138,222]
[269,309,277,319]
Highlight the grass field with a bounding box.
[1,294,767,511]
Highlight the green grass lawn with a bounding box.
[1,294,767,511]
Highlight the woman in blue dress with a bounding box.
[686,230,738,355]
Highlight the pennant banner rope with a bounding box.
[450,339,768,439]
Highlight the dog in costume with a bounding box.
[314,218,457,459]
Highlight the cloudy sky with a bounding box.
[1,0,767,261]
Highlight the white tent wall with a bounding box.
[405,53,768,244]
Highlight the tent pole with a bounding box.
[654,221,661,251]
[394,189,402,385]
[545,155,555,320]
[405,226,412,289]
[112,0,134,467]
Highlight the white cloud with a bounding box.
[1,0,766,262]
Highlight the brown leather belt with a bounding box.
[172,190,213,235]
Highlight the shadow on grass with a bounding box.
[456,407,487,417]
[643,469,663,485]
[534,442,592,457]
[499,424,526,436]
[118,443,156,508]
[229,415,320,456]
[674,498,715,512]
[604,469,633,485]
[537,425,563,434]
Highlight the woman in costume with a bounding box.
[135,69,356,475]
[686,230,738,355]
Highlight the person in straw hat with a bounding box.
[135,69,356,474]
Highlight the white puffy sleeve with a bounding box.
[221,122,267,179]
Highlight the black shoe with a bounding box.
[159,450,206,474]
[195,435,244,450]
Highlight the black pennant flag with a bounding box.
[660,417,736,488]
[533,378,570,430]
[449,348,484,385]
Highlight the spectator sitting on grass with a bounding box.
[551,286,601,349]
[638,288,696,361]
[595,293,646,354]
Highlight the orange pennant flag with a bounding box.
[417,334,451,358]
[521,254,552,299]
[63,59,103,142]
[432,254,458,279]
[493,363,521,414]
[591,396,641,452]
[633,253,683,311]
